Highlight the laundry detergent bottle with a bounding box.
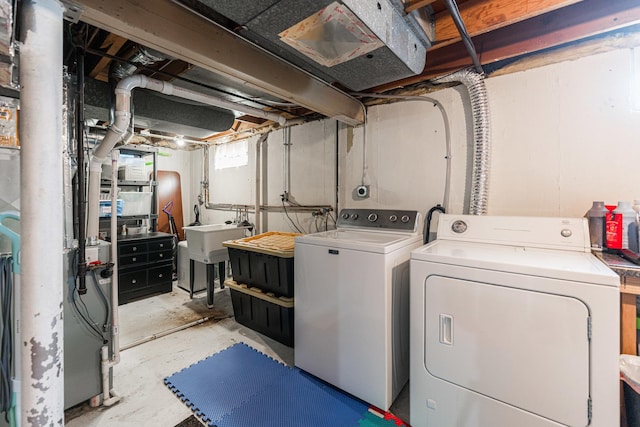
[586,201,608,250]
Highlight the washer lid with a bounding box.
[296,229,421,253]
[411,239,619,286]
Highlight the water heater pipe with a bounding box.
[434,69,491,215]
[87,75,288,242]
[19,0,65,424]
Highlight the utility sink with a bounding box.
[183,224,248,264]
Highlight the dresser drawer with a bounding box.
[119,269,147,292]
[120,253,148,266]
[119,241,148,255]
[148,238,173,252]
[148,249,172,263]
[147,264,172,286]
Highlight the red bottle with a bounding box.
[605,204,622,249]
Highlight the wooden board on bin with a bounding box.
[222,231,301,258]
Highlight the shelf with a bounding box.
[99,214,158,221]
[101,179,157,187]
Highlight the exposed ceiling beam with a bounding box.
[73,0,365,125]
[88,32,127,81]
[405,0,440,13]
[432,0,585,49]
[372,0,640,91]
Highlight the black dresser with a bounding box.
[115,232,174,304]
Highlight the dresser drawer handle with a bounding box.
[132,247,137,252]
[132,257,137,262]
[159,253,163,258]
[158,274,163,278]
[159,243,164,248]
[132,279,137,284]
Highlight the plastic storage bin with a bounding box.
[119,191,152,216]
[226,280,294,346]
[99,199,123,217]
[223,231,300,297]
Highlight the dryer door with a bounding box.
[424,275,590,426]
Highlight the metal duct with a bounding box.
[109,45,165,80]
[435,69,490,215]
[175,0,432,91]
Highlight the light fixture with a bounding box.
[175,135,185,147]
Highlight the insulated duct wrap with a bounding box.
[436,69,490,215]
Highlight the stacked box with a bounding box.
[223,232,300,346]
[226,280,294,346]
[223,232,298,297]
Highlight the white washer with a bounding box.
[410,214,620,427]
[295,208,422,410]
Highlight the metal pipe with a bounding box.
[19,1,65,424]
[434,69,491,215]
[119,316,222,351]
[441,0,484,74]
[77,46,88,294]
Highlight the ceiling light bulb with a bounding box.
[175,135,185,146]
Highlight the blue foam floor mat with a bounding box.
[164,343,370,427]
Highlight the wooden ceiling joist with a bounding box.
[405,0,440,14]
[88,33,127,81]
[433,0,585,49]
[372,0,640,91]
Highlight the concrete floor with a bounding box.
[64,282,409,426]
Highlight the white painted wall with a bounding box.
[181,44,640,234]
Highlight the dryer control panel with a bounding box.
[337,209,419,232]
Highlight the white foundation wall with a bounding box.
[183,44,640,232]
[190,119,338,233]
[343,45,640,220]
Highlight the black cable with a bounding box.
[282,199,303,234]
[327,211,337,230]
[71,287,105,342]
[91,270,110,331]
[0,256,13,419]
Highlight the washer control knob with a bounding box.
[452,220,468,233]
[350,213,359,220]
[401,215,410,223]
[389,215,398,222]
[560,229,572,238]
[367,213,378,222]
[342,212,350,220]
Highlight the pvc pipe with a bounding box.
[19,1,65,424]
[254,134,269,234]
[101,150,121,407]
[87,75,288,242]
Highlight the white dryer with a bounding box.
[295,208,422,410]
[410,214,619,427]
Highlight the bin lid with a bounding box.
[223,231,301,257]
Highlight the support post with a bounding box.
[19,0,65,425]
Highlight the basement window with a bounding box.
[214,140,248,170]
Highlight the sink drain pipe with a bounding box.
[434,69,491,215]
